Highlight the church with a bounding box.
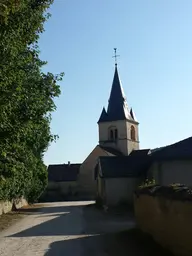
[47,51,192,206]
[77,54,192,206]
[77,56,151,205]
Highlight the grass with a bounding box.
[0,211,24,232]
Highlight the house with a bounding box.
[44,162,80,200]
[148,137,192,187]
[95,150,151,206]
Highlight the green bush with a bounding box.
[135,184,192,201]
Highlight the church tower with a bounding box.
[97,57,139,155]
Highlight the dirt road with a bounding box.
[0,201,171,256]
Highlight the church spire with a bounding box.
[98,49,133,123]
[107,64,131,121]
[98,107,108,123]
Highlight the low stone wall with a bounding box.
[0,198,28,215]
[134,185,192,256]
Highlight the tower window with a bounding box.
[115,129,118,139]
[130,125,136,141]
[109,127,118,141]
[110,130,114,140]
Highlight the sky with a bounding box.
[40,0,192,165]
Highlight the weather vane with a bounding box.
[112,48,120,66]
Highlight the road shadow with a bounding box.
[44,229,173,256]
[18,204,88,215]
[8,204,87,237]
[7,202,173,256]
[8,202,134,238]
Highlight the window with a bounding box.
[109,127,118,140]
[130,125,136,141]
[115,129,118,139]
[110,130,114,140]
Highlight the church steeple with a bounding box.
[97,49,140,155]
[107,65,131,121]
[98,65,132,123]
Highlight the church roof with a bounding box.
[98,65,135,123]
[129,149,151,157]
[130,108,138,122]
[97,107,108,123]
[99,145,124,156]
[48,163,80,182]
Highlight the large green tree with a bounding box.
[0,0,22,23]
[0,0,63,202]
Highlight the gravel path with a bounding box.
[0,201,93,256]
[0,200,139,256]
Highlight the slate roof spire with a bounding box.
[98,64,131,123]
[130,107,138,122]
[98,107,108,123]
[98,48,138,123]
[107,64,130,120]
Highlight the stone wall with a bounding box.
[0,198,28,215]
[78,145,107,197]
[134,185,192,256]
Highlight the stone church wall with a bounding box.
[78,146,108,198]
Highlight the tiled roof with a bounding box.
[48,164,80,182]
[98,154,151,178]
[151,136,192,161]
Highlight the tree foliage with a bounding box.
[0,0,63,202]
[0,0,22,23]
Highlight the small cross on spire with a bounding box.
[112,48,120,66]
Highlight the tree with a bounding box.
[0,0,63,202]
[0,0,22,23]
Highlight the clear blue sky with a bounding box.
[40,0,192,165]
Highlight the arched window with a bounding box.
[130,125,136,141]
[109,127,118,141]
